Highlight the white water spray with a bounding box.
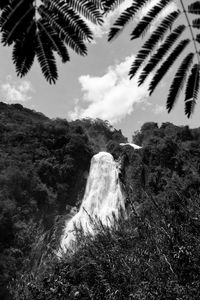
[58,152,125,255]
[120,143,142,149]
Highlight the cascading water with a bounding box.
[58,152,125,256]
[120,143,142,149]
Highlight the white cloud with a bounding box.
[153,104,165,115]
[1,76,34,103]
[69,55,152,124]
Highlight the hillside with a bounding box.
[11,121,200,300]
[0,102,126,300]
[1,103,200,299]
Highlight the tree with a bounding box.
[0,0,103,84]
[106,0,200,117]
[1,1,200,118]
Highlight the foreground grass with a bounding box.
[12,192,200,300]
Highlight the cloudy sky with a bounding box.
[0,0,200,140]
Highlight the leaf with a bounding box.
[12,22,36,77]
[108,0,149,41]
[129,11,180,79]
[0,0,35,45]
[188,1,200,15]
[138,25,185,85]
[0,0,104,83]
[37,20,70,63]
[45,0,93,41]
[167,53,194,113]
[38,5,87,56]
[0,0,9,10]
[0,0,25,29]
[192,18,200,29]
[36,30,58,84]
[131,0,172,40]
[185,64,200,117]
[105,0,200,116]
[103,0,126,13]
[196,33,200,43]
[149,39,190,95]
[65,0,103,24]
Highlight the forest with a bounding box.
[1,103,200,299]
[0,102,126,299]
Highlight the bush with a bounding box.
[12,191,200,300]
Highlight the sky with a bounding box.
[0,0,200,140]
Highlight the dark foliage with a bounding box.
[0,0,103,83]
[10,121,200,299]
[0,102,125,299]
[107,0,200,117]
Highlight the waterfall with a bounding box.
[120,143,142,149]
[58,152,125,255]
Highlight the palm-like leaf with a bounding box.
[37,20,69,63]
[102,0,127,13]
[12,22,36,77]
[188,1,200,15]
[0,0,103,83]
[38,5,87,56]
[131,0,172,40]
[0,0,8,10]
[149,39,190,95]
[65,0,103,24]
[196,34,200,43]
[138,25,186,85]
[192,18,200,29]
[129,11,179,79]
[185,64,200,117]
[167,53,194,113]
[108,0,149,41]
[107,0,200,117]
[36,30,58,84]
[46,1,93,41]
[0,0,35,46]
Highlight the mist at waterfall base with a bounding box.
[58,152,126,255]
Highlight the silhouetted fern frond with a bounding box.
[0,0,8,10]
[129,11,179,79]
[185,64,200,117]
[37,20,70,63]
[138,25,186,85]
[0,0,103,83]
[192,18,200,29]
[12,22,36,77]
[167,53,194,113]
[66,0,103,24]
[103,0,127,13]
[188,1,200,15]
[108,0,149,41]
[36,30,58,84]
[131,0,171,40]
[149,39,190,95]
[107,0,200,117]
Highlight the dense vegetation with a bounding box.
[9,120,200,300]
[108,0,200,117]
[0,102,126,300]
[1,103,200,299]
